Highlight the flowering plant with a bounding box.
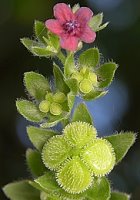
[3,3,136,200]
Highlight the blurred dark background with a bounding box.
[0,0,140,199]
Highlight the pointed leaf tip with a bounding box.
[105,132,136,164]
[72,103,93,125]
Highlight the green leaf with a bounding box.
[89,13,103,31]
[34,20,48,43]
[65,78,79,94]
[87,177,110,200]
[67,92,75,110]
[64,53,75,78]
[20,38,39,52]
[53,64,69,94]
[110,191,130,200]
[40,113,69,128]
[27,126,58,151]
[32,46,53,57]
[72,103,93,125]
[79,48,100,68]
[35,172,59,191]
[16,100,46,122]
[24,72,50,101]
[105,132,136,164]
[97,62,118,88]
[26,149,46,177]
[3,181,40,200]
[83,90,107,101]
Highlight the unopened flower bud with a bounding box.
[50,102,62,115]
[53,92,66,103]
[79,79,93,93]
[39,100,50,113]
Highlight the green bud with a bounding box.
[39,100,50,113]
[81,139,116,176]
[79,79,93,94]
[89,72,98,86]
[53,92,66,103]
[50,103,62,116]
[56,157,92,194]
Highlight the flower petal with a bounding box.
[54,3,74,23]
[75,7,93,24]
[80,26,96,43]
[45,19,63,35]
[60,36,79,51]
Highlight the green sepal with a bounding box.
[34,20,48,43]
[79,48,100,68]
[86,177,111,200]
[97,62,118,88]
[27,126,58,151]
[24,72,50,101]
[31,46,54,57]
[35,172,59,191]
[65,78,79,95]
[53,64,69,94]
[89,13,109,32]
[64,53,75,78]
[72,4,80,13]
[96,22,109,31]
[16,100,46,122]
[72,103,93,125]
[3,181,40,200]
[20,38,39,53]
[105,132,136,164]
[67,92,75,110]
[26,149,46,177]
[110,191,130,200]
[83,90,107,101]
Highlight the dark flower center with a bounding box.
[63,20,80,35]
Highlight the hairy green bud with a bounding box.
[39,100,50,113]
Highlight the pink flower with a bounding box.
[45,3,96,51]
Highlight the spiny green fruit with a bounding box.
[56,157,92,194]
[81,139,116,176]
[42,136,71,170]
[63,122,97,148]
[41,122,116,194]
